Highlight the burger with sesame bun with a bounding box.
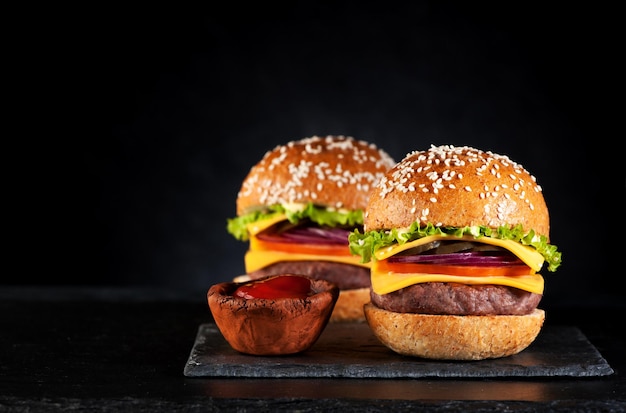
[227,135,396,322]
[349,144,562,360]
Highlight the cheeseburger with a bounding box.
[227,135,396,322]
[349,144,562,360]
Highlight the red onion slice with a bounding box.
[257,227,350,245]
[387,251,523,266]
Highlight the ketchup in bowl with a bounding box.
[207,274,339,355]
[234,275,312,299]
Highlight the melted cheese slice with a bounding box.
[244,214,368,273]
[247,214,290,236]
[375,234,545,272]
[245,249,368,273]
[371,234,545,295]
[371,269,544,295]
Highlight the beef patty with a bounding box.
[248,261,370,290]
[371,282,542,315]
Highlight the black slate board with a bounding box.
[183,323,614,378]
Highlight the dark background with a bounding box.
[15,3,624,308]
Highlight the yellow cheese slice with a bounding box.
[245,249,368,273]
[375,234,545,272]
[371,267,544,295]
[247,214,288,236]
[245,214,368,272]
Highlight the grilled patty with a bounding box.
[248,261,370,290]
[371,282,542,315]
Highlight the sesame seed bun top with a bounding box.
[364,145,550,239]
[236,135,397,215]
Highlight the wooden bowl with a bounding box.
[207,275,339,355]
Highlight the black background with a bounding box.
[15,3,624,308]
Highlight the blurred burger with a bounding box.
[227,135,396,322]
[349,144,562,359]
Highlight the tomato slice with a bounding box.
[376,260,534,277]
[251,237,352,256]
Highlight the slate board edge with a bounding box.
[183,323,615,378]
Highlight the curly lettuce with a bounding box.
[227,202,364,242]
[348,221,562,272]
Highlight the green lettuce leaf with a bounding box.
[227,202,364,242]
[348,221,562,272]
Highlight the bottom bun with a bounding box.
[364,303,545,360]
[330,288,370,323]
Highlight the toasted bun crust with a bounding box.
[236,135,396,215]
[364,145,550,239]
[330,287,370,323]
[364,303,545,360]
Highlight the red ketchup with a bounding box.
[234,275,312,299]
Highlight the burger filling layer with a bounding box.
[370,282,541,316]
[248,261,370,290]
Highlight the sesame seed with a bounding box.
[239,135,396,210]
[370,144,544,219]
